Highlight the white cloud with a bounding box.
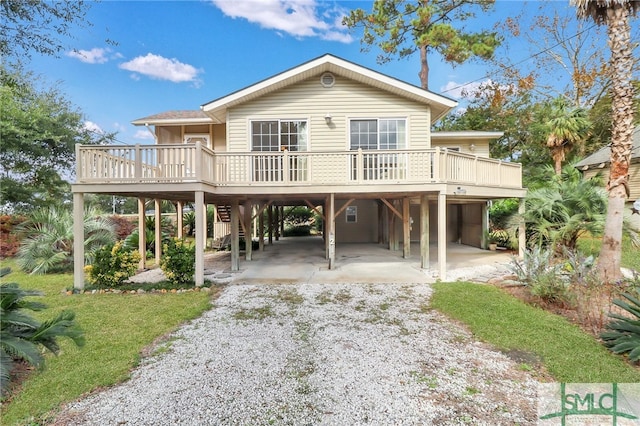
[134,130,155,140]
[212,0,352,43]
[67,47,113,64]
[84,120,104,134]
[119,53,202,83]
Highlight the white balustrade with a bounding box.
[75,144,522,188]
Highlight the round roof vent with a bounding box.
[320,72,335,88]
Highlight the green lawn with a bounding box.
[0,260,215,425]
[431,282,640,383]
[577,234,640,271]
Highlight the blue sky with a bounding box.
[24,0,615,144]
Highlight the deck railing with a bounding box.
[76,143,523,188]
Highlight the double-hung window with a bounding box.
[349,118,407,180]
[251,120,307,152]
[251,120,308,182]
[350,119,406,150]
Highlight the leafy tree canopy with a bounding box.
[343,0,500,88]
[0,65,114,212]
[0,0,93,61]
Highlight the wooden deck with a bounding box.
[75,143,523,190]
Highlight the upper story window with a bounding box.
[251,120,308,152]
[350,119,406,150]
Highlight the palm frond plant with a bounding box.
[601,289,640,362]
[511,164,639,253]
[0,268,85,395]
[16,206,115,274]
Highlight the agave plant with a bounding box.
[0,268,85,394]
[601,290,640,362]
[16,205,115,274]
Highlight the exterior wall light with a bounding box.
[325,114,332,125]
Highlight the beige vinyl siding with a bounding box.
[212,123,226,151]
[157,126,182,144]
[226,74,431,152]
[584,163,640,200]
[432,140,490,157]
[157,125,214,145]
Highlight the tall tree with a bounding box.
[542,98,591,175]
[572,0,639,282]
[0,65,113,212]
[0,0,93,61]
[493,6,623,108]
[343,0,500,89]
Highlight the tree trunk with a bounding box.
[553,150,562,175]
[597,4,635,282]
[419,44,429,89]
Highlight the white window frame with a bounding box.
[345,206,357,223]
[348,118,407,150]
[249,119,309,152]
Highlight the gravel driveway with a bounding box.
[56,282,539,425]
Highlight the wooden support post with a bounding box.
[324,197,330,258]
[389,207,396,251]
[138,197,146,270]
[194,191,205,286]
[481,202,489,250]
[377,201,384,244]
[279,206,284,238]
[203,202,208,250]
[518,198,526,258]
[420,194,429,269]
[231,199,240,271]
[403,197,410,258]
[73,192,85,290]
[258,202,265,251]
[438,192,447,280]
[268,205,273,244]
[327,193,335,269]
[244,199,252,261]
[155,199,162,266]
[177,201,184,239]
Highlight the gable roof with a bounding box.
[575,126,640,170]
[200,53,458,124]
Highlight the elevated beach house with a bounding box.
[71,54,526,288]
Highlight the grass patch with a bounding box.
[577,234,640,271]
[233,305,275,321]
[0,260,215,425]
[431,282,640,383]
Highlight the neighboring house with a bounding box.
[575,125,640,229]
[71,54,526,288]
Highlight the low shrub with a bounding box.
[160,238,195,286]
[0,215,26,258]
[284,225,311,237]
[86,241,141,288]
[509,246,567,304]
[109,215,137,240]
